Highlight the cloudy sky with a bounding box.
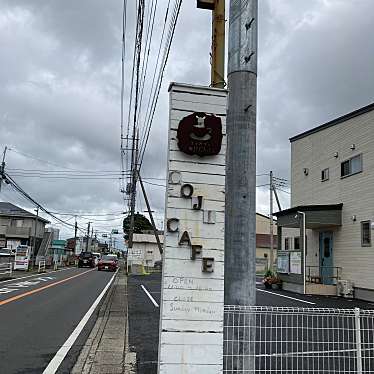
[0,0,373,239]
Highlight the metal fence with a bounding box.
[0,262,12,277]
[224,306,374,373]
[38,258,46,273]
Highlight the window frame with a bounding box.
[361,220,371,247]
[321,168,329,182]
[341,154,363,179]
[294,237,300,250]
[284,237,291,251]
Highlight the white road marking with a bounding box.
[141,284,159,308]
[257,288,316,305]
[0,267,71,284]
[42,269,118,374]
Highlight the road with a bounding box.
[128,273,374,374]
[0,267,114,374]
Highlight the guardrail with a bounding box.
[38,258,46,273]
[0,262,12,277]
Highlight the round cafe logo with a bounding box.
[176,112,223,156]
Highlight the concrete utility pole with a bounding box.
[74,217,78,255]
[0,146,8,193]
[86,221,91,251]
[225,0,257,371]
[269,171,274,271]
[128,131,139,250]
[225,0,258,307]
[197,0,225,88]
[33,207,39,267]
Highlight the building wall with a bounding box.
[255,214,278,271]
[291,109,374,291]
[256,213,277,235]
[0,216,45,242]
[132,241,162,267]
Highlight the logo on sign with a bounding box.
[177,112,222,156]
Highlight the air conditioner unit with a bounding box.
[337,280,354,298]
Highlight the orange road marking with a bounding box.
[0,269,95,306]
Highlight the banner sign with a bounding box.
[158,83,227,374]
[290,251,302,274]
[277,251,290,273]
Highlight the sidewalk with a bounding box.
[72,267,136,374]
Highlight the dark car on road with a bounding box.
[98,254,118,272]
[154,260,162,270]
[78,252,95,268]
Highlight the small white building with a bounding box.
[128,233,163,267]
[275,102,374,301]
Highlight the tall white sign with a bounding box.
[158,83,227,374]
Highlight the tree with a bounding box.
[123,213,153,235]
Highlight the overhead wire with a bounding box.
[120,0,129,200]
[138,0,171,145]
[3,173,86,233]
[136,0,158,129]
[139,0,182,168]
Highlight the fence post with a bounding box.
[355,307,363,374]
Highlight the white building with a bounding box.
[128,233,163,267]
[275,102,374,301]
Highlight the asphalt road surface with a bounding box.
[0,267,114,374]
[128,273,161,374]
[128,273,374,374]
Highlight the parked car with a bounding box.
[154,260,162,270]
[78,252,95,268]
[98,255,118,272]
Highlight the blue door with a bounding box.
[319,232,333,285]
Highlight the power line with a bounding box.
[3,173,86,233]
[138,0,170,142]
[277,188,291,194]
[139,0,182,168]
[8,148,82,171]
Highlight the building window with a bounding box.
[361,221,371,247]
[294,237,300,250]
[341,154,362,178]
[285,238,291,250]
[321,168,329,181]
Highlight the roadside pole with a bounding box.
[86,222,91,251]
[298,211,306,294]
[225,0,258,309]
[269,171,274,271]
[0,146,8,193]
[74,217,78,255]
[32,207,39,270]
[225,0,258,371]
